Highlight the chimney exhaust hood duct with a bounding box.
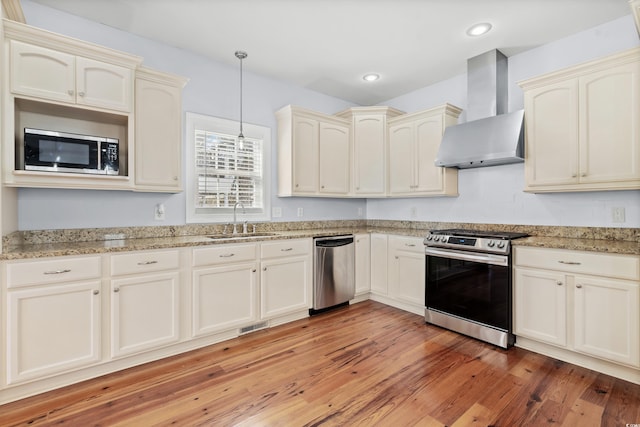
[435,49,524,169]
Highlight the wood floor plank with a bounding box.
[1,300,639,426]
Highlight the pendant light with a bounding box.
[235,50,247,149]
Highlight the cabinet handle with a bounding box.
[556,281,563,286]
[219,253,235,258]
[67,90,74,96]
[281,248,293,252]
[173,176,178,181]
[558,261,581,265]
[44,269,71,275]
[78,91,85,97]
[405,243,416,247]
[263,267,267,271]
[572,173,577,178]
[581,173,587,177]
[113,288,120,293]
[137,260,158,265]
[576,284,583,289]
[93,290,100,295]
[252,269,257,273]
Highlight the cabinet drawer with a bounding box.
[193,243,258,267]
[6,255,102,288]
[261,239,311,259]
[514,246,640,281]
[111,249,180,276]
[388,235,424,253]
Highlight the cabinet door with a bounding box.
[353,115,386,195]
[6,281,101,384]
[514,268,567,347]
[370,233,388,295]
[10,40,75,103]
[76,57,133,112]
[192,263,258,336]
[260,256,311,319]
[415,115,444,193]
[388,123,414,194]
[111,272,180,358]
[292,115,319,194]
[579,62,640,184]
[355,234,371,295]
[135,77,183,191]
[524,79,579,187]
[389,248,425,308]
[319,121,350,194]
[573,275,640,367]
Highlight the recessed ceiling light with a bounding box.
[466,22,492,37]
[363,73,380,82]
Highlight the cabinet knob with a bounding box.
[263,267,267,271]
[556,281,563,286]
[572,173,577,178]
[78,91,85,97]
[252,269,256,273]
[93,290,100,295]
[295,184,299,188]
[576,284,583,289]
[321,185,325,189]
[581,173,587,177]
[67,90,74,96]
[395,256,399,259]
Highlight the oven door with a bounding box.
[425,247,511,331]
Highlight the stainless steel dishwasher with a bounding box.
[312,235,355,313]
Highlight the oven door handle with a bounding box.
[425,247,508,267]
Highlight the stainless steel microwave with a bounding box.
[24,128,119,175]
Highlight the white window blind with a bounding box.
[194,130,263,210]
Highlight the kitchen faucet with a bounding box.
[232,202,246,234]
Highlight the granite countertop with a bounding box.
[2,221,639,260]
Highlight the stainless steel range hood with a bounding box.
[435,49,524,169]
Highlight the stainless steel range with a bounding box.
[424,229,528,348]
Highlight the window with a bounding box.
[186,112,271,223]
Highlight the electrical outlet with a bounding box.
[612,207,626,223]
[297,207,304,217]
[154,203,166,220]
[272,207,282,218]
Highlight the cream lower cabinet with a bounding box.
[4,255,102,385]
[259,239,312,323]
[388,104,461,197]
[109,249,181,358]
[191,244,259,337]
[520,47,640,192]
[370,233,388,296]
[354,233,371,297]
[387,235,425,314]
[134,67,187,192]
[514,246,640,370]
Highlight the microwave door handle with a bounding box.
[425,247,508,267]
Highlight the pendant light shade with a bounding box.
[235,50,247,148]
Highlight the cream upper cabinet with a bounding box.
[513,246,640,368]
[276,105,350,196]
[520,48,640,192]
[11,40,134,113]
[388,104,461,197]
[134,67,188,192]
[336,107,404,196]
[632,0,640,37]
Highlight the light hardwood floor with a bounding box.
[2,300,639,426]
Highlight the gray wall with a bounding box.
[17,1,640,230]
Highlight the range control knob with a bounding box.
[433,236,440,242]
[497,241,506,249]
[487,240,495,247]
[426,235,433,241]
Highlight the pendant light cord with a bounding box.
[235,51,247,141]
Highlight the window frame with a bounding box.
[185,112,271,224]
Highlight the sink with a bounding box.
[206,232,279,240]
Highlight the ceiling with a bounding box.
[28,0,634,105]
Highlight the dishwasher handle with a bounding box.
[315,236,354,248]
